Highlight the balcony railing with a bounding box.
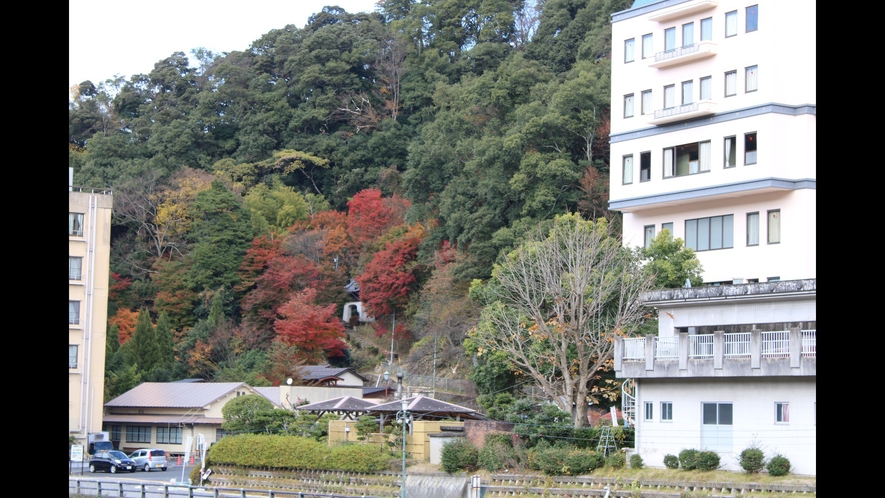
[69,271,82,281]
[656,43,700,63]
[649,40,718,69]
[724,332,751,357]
[623,338,645,360]
[650,100,717,125]
[656,337,679,358]
[69,313,80,325]
[801,330,816,357]
[689,334,713,358]
[762,331,790,358]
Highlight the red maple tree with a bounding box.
[273,288,348,362]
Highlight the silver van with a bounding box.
[128,449,168,471]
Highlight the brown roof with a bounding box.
[101,414,225,426]
[296,396,378,412]
[105,382,251,408]
[367,396,487,420]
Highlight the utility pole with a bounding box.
[389,310,396,366]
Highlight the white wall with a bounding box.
[635,377,815,475]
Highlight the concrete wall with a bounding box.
[634,377,815,475]
[463,420,515,449]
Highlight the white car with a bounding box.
[128,449,168,472]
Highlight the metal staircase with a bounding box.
[621,379,636,428]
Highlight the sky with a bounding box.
[69,0,379,91]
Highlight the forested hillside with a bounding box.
[69,0,634,403]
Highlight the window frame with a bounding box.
[640,151,651,182]
[682,80,693,105]
[664,84,675,109]
[682,22,694,47]
[642,33,653,59]
[157,426,183,444]
[665,27,676,51]
[745,132,757,165]
[725,70,737,97]
[662,222,674,235]
[745,65,758,93]
[775,402,789,423]
[685,215,734,252]
[69,213,84,237]
[622,155,634,185]
[625,38,635,63]
[661,402,673,421]
[724,136,737,168]
[641,90,652,115]
[700,17,713,41]
[644,225,656,249]
[699,76,711,101]
[69,300,81,325]
[69,344,79,369]
[126,426,152,444]
[624,94,634,118]
[746,5,758,32]
[725,11,737,37]
[702,402,733,425]
[767,209,780,244]
[644,401,654,421]
[69,256,83,281]
[747,212,759,246]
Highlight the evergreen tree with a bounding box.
[130,307,160,372]
[155,311,175,368]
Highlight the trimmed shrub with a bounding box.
[663,454,680,469]
[441,440,479,474]
[629,454,644,469]
[767,454,791,476]
[204,434,390,472]
[697,451,720,471]
[678,449,700,470]
[739,447,765,474]
[478,441,515,472]
[564,449,604,475]
[605,452,626,469]
[534,445,571,475]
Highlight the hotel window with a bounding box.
[725,11,737,37]
[69,256,83,280]
[664,84,675,109]
[700,76,711,100]
[662,222,673,235]
[622,155,633,184]
[682,80,693,105]
[642,34,653,59]
[746,5,758,32]
[682,22,694,47]
[69,345,78,369]
[775,402,789,423]
[745,132,757,164]
[661,402,673,421]
[126,426,151,443]
[665,27,676,51]
[641,90,652,115]
[640,152,651,182]
[69,213,84,237]
[625,38,635,63]
[685,214,734,251]
[747,212,759,246]
[645,402,654,421]
[700,17,712,41]
[157,426,183,444]
[663,140,711,177]
[69,300,80,325]
[644,226,656,248]
[725,71,736,96]
[724,136,736,168]
[624,94,634,118]
[768,210,780,244]
[745,65,758,92]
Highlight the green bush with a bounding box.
[534,445,571,475]
[478,441,515,472]
[739,446,765,474]
[697,451,720,471]
[678,449,700,470]
[663,454,680,469]
[441,440,479,474]
[605,452,626,469]
[565,449,604,475]
[629,454,644,469]
[204,434,390,472]
[767,454,791,476]
[483,431,513,448]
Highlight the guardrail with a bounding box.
[69,478,376,498]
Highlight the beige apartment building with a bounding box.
[69,168,113,446]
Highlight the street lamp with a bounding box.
[395,397,410,498]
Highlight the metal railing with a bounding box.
[69,478,373,497]
[801,329,816,357]
[762,331,790,357]
[654,102,699,120]
[655,337,678,359]
[689,334,714,358]
[69,313,80,325]
[655,42,700,62]
[724,332,751,357]
[623,338,645,360]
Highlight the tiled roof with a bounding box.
[104,382,248,408]
[252,386,281,407]
[101,414,225,425]
[296,395,378,412]
[367,396,487,420]
[300,366,369,383]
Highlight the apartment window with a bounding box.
[724,136,737,168]
[768,210,780,244]
[157,426,183,444]
[725,71,737,96]
[641,90,652,115]
[664,85,675,109]
[746,5,758,32]
[745,132,757,164]
[69,345,78,369]
[682,22,694,47]
[745,65,758,92]
[640,152,651,182]
[644,226,656,249]
[725,11,737,37]
[622,155,633,185]
[645,402,654,420]
[700,17,712,41]
[624,94,634,118]
[685,215,734,251]
[69,213,84,237]
[69,256,83,280]
[126,426,151,443]
[625,38,635,62]
[642,34,653,59]
[682,80,693,105]
[664,27,676,51]
[703,402,733,425]
[69,300,80,325]
[661,402,673,421]
[747,212,759,246]
[700,76,711,100]
[663,140,711,177]
[662,222,673,235]
[775,402,789,423]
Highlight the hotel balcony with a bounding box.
[649,41,718,69]
[648,99,717,125]
[647,0,718,23]
[614,328,816,379]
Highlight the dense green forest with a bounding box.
[70,0,644,411]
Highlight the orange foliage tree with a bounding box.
[108,308,139,344]
[273,288,348,363]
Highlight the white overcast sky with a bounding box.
[70,0,379,90]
